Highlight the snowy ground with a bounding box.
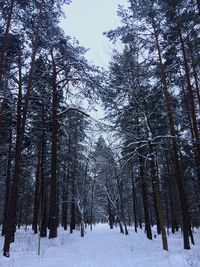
[0,224,200,267]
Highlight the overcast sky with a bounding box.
[60,0,128,68]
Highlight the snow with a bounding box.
[0,224,200,267]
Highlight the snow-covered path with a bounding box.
[0,224,200,267]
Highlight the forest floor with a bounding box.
[0,224,200,267]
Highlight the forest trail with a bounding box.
[0,224,199,267]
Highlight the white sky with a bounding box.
[60,0,128,68]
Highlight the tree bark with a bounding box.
[49,48,58,239]
[131,167,138,232]
[152,18,191,249]
[108,197,114,229]
[40,123,47,238]
[2,117,13,236]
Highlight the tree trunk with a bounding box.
[115,200,124,233]
[149,143,168,251]
[39,106,47,238]
[139,155,152,240]
[32,145,42,234]
[117,175,128,235]
[62,170,69,230]
[62,135,71,231]
[180,31,200,193]
[163,155,178,234]
[187,39,200,110]
[136,197,143,229]
[0,0,15,85]
[80,217,84,237]
[49,48,58,239]
[152,18,191,249]
[131,168,138,232]
[90,179,94,231]
[2,117,12,236]
[179,69,200,190]
[152,188,161,235]
[108,197,114,229]
[3,6,42,256]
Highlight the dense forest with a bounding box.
[0,0,200,259]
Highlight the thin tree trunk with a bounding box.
[163,154,178,234]
[116,200,124,234]
[40,107,47,238]
[139,155,152,240]
[32,145,42,234]
[49,48,58,239]
[108,197,114,229]
[152,187,161,235]
[136,196,142,229]
[131,168,138,232]
[149,143,168,251]
[62,170,69,230]
[117,176,128,235]
[90,179,94,231]
[70,138,77,233]
[62,135,71,230]
[2,117,12,236]
[187,40,200,110]
[80,216,84,237]
[17,202,23,229]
